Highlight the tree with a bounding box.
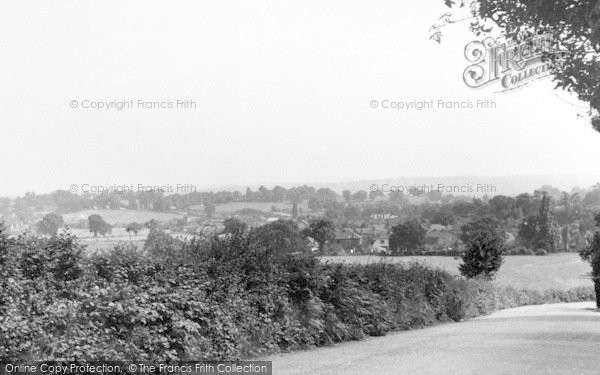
[223,217,248,237]
[460,216,504,245]
[426,190,443,202]
[128,198,139,210]
[291,202,299,219]
[579,213,600,308]
[88,214,111,237]
[389,190,406,204]
[144,227,183,261]
[584,184,600,206]
[369,189,385,200]
[488,195,517,220]
[389,220,426,254]
[125,222,143,237]
[516,193,536,218]
[342,190,352,202]
[441,0,600,132]
[459,229,505,279]
[36,212,64,235]
[204,202,216,218]
[304,219,335,254]
[430,208,456,226]
[249,219,307,256]
[352,190,368,202]
[517,193,558,251]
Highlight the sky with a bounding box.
[0,0,599,196]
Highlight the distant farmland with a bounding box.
[62,209,185,225]
[212,201,310,214]
[321,253,592,291]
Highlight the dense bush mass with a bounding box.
[0,226,594,361]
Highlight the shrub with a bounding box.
[0,225,594,362]
[459,230,504,279]
[535,248,548,256]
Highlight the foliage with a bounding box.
[0,222,594,362]
[579,214,600,308]
[223,217,248,236]
[459,229,505,278]
[460,216,503,245]
[36,213,64,235]
[443,0,600,132]
[125,222,144,236]
[248,220,308,257]
[204,203,216,218]
[389,220,426,254]
[304,219,335,254]
[88,214,112,237]
[518,194,558,251]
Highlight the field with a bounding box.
[212,201,310,214]
[320,253,592,291]
[62,209,184,225]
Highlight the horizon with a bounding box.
[1,1,599,197]
[2,173,598,199]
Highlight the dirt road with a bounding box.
[265,302,600,375]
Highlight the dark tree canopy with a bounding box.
[88,214,112,237]
[36,212,64,235]
[389,220,426,254]
[248,219,307,256]
[579,213,600,308]
[459,229,505,278]
[460,216,504,245]
[305,218,335,254]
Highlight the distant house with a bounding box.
[505,232,516,244]
[332,228,362,250]
[371,233,390,254]
[425,225,457,249]
[370,213,398,220]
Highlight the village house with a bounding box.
[370,233,390,254]
[425,224,457,250]
[332,228,362,250]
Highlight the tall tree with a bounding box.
[460,216,504,245]
[459,229,505,279]
[88,214,111,237]
[579,213,600,308]
[389,220,426,254]
[36,212,64,235]
[305,219,335,254]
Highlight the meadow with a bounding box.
[62,209,184,226]
[320,253,592,291]
[211,201,310,214]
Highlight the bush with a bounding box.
[535,248,548,256]
[459,230,504,278]
[0,227,594,362]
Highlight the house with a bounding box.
[371,233,390,254]
[505,232,516,244]
[332,228,362,250]
[425,225,457,249]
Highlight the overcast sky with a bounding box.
[0,1,598,196]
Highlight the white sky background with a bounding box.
[0,0,598,196]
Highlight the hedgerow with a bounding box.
[0,227,594,361]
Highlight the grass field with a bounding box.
[213,201,310,214]
[320,253,593,291]
[63,209,184,225]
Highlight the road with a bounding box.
[265,302,600,375]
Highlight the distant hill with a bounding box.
[205,175,599,197]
